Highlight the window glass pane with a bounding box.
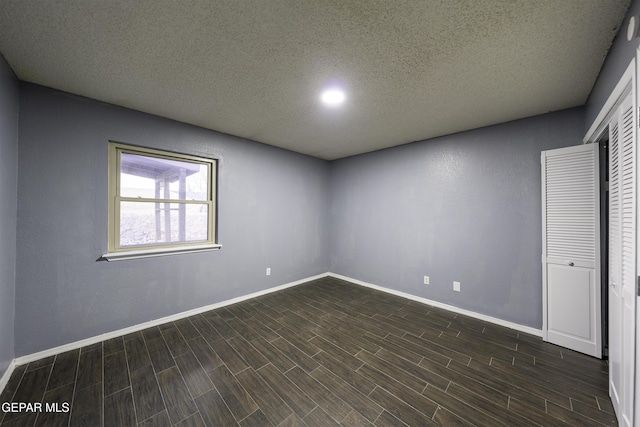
[120,201,209,247]
[120,153,209,200]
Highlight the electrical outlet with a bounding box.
[266,267,271,276]
[453,281,461,292]
[423,276,430,285]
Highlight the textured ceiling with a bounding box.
[0,0,631,159]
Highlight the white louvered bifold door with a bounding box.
[542,143,601,357]
[608,92,636,427]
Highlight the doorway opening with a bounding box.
[597,134,609,357]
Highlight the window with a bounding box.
[104,142,219,260]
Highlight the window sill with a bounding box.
[102,244,222,261]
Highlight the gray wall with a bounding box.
[15,83,330,356]
[586,0,637,128]
[10,0,636,356]
[329,108,584,329]
[0,55,18,377]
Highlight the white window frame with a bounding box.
[103,142,220,261]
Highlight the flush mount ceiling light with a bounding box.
[320,88,346,106]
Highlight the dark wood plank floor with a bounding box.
[0,276,616,426]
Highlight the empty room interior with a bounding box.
[2,1,640,426]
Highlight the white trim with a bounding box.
[102,244,222,261]
[14,273,327,365]
[541,150,548,341]
[635,46,640,427]
[327,272,543,337]
[584,59,635,144]
[13,271,545,366]
[0,360,16,396]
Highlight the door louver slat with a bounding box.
[545,148,596,263]
[620,105,635,297]
[610,121,620,289]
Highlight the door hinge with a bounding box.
[638,276,640,297]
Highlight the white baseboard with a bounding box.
[327,272,543,337]
[13,273,329,366]
[11,270,542,370]
[0,360,16,397]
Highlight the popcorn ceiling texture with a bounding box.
[0,0,630,159]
